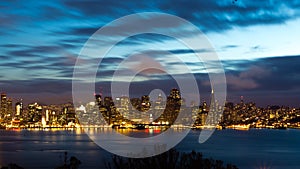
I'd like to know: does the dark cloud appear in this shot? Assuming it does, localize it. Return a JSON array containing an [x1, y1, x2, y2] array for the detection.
[[56, 28, 175, 49], [63, 1, 156, 19], [0, 55, 10, 60], [70, 27, 100, 37], [253, 55, 300, 91], [190, 55, 300, 106], [66, 15, 191, 41], [7, 45, 63, 58], [2, 55, 300, 106], [1, 44, 29, 48], [63, 1, 123, 17], [1, 45, 77, 80], [158, 0, 300, 32], [1, 79, 73, 105], [2, 0, 300, 39], [101, 57, 124, 64], [51, 0, 300, 52], [246, 45, 265, 53], [221, 45, 239, 50], [223, 55, 300, 92], [1, 79, 71, 94], [169, 49, 213, 54]]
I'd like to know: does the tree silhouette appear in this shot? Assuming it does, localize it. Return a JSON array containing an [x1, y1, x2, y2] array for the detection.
[[105, 149, 238, 169], [55, 152, 81, 169]]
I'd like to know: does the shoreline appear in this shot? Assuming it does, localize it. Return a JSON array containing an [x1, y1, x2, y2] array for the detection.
[[1, 125, 300, 131]]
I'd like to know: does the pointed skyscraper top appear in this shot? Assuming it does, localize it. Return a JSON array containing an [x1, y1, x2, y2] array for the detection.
[[210, 88, 216, 110]]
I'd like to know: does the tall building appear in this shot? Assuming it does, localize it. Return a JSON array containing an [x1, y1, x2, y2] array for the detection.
[[154, 88, 181, 124], [130, 98, 141, 110], [103, 97, 114, 107], [170, 88, 181, 99], [120, 96, 130, 119], [64, 105, 76, 124], [141, 95, 151, 112], [7, 98, 13, 119], [95, 94, 102, 106], [154, 93, 165, 110], [28, 103, 43, 122], [15, 100, 23, 117], [130, 97, 141, 120], [207, 88, 220, 125], [210, 89, 216, 110], [0, 93, 7, 119], [99, 96, 118, 125], [156, 93, 163, 104]]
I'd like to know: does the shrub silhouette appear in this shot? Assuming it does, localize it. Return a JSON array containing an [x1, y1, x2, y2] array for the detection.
[[105, 149, 238, 169], [55, 152, 81, 169]]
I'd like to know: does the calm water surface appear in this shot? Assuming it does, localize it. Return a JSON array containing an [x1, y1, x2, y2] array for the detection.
[[0, 128, 300, 169]]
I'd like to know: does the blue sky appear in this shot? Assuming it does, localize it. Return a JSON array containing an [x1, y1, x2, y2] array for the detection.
[[1, 0, 300, 106]]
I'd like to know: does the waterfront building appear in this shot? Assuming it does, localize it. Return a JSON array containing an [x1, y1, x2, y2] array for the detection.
[[7, 98, 12, 120], [0, 93, 7, 119], [15, 100, 23, 117], [28, 103, 43, 122]]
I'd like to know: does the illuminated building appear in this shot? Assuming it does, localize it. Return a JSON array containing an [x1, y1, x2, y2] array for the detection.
[[0, 93, 7, 119], [205, 89, 216, 125], [207, 89, 222, 126], [194, 101, 208, 126], [119, 96, 130, 119], [129, 97, 142, 120], [95, 93, 102, 106], [64, 106, 76, 124], [141, 95, 151, 112], [170, 88, 181, 99], [210, 89, 216, 110], [15, 100, 23, 117], [121, 96, 130, 109], [28, 103, 43, 122], [154, 88, 182, 124], [95, 96, 121, 125], [45, 109, 49, 122], [104, 97, 114, 107], [154, 93, 165, 109], [7, 98, 12, 120], [130, 98, 141, 110]]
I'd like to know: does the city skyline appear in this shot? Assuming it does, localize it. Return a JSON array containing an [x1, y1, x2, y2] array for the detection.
[[1, 1, 300, 106], [1, 87, 300, 131]]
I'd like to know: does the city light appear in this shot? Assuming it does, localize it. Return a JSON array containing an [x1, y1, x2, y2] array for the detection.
[[0, 89, 299, 130]]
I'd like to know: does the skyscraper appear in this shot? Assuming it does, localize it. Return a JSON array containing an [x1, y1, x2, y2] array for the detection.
[[141, 95, 151, 112], [95, 94, 102, 106], [170, 88, 181, 99], [120, 96, 130, 119], [0, 93, 7, 119], [207, 88, 220, 125], [7, 98, 12, 119], [210, 89, 216, 110], [15, 101, 23, 116], [28, 103, 43, 122]]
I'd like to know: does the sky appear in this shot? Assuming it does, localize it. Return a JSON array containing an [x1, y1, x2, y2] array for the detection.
[[1, 0, 300, 107]]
